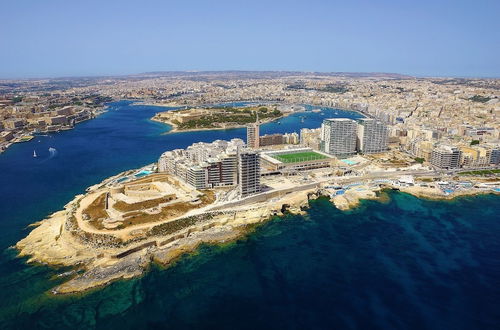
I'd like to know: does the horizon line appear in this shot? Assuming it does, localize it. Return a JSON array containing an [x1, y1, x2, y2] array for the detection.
[[1, 70, 500, 81]]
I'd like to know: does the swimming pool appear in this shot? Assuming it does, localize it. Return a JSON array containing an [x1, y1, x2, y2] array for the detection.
[[341, 159, 357, 166], [135, 170, 153, 178]]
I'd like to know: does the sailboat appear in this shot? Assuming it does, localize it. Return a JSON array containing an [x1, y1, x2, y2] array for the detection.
[[33, 150, 37, 158]]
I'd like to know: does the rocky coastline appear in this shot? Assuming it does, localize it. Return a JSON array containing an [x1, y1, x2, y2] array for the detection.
[[15, 172, 498, 295]]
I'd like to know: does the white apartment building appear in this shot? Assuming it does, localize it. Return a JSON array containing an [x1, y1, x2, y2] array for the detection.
[[158, 138, 261, 196], [283, 132, 299, 144], [320, 118, 357, 157], [356, 118, 389, 154]]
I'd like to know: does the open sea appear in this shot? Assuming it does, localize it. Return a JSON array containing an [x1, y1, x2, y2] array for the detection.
[[0, 101, 499, 329]]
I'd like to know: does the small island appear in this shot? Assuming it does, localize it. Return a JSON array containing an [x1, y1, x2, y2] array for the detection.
[[152, 105, 288, 132]]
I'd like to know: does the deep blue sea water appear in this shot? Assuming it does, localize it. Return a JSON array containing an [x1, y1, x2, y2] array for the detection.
[[0, 102, 499, 329]]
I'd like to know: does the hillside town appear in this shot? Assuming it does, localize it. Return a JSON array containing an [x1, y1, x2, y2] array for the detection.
[[0, 88, 111, 152]]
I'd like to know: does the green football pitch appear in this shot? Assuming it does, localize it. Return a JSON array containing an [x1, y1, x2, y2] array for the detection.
[[272, 151, 328, 163]]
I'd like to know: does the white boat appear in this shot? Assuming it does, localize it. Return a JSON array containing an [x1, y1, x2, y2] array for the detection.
[[33, 150, 37, 158]]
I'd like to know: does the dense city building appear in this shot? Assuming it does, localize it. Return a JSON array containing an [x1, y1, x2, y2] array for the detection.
[[300, 128, 321, 150], [158, 139, 244, 189], [259, 132, 299, 146], [158, 138, 261, 197], [259, 133, 283, 146], [460, 146, 492, 168], [283, 132, 299, 145], [430, 145, 462, 169], [490, 148, 500, 165]]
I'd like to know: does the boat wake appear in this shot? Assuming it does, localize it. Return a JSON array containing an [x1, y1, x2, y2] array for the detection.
[[35, 147, 58, 162], [48, 147, 57, 159]]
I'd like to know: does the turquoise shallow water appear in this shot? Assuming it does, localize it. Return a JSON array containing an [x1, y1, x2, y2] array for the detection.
[[0, 102, 499, 329]]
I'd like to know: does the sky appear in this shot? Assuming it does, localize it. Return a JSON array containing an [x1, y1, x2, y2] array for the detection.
[[0, 0, 499, 78]]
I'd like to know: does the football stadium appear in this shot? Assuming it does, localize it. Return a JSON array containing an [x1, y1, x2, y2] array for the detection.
[[260, 148, 335, 172], [272, 151, 328, 163]]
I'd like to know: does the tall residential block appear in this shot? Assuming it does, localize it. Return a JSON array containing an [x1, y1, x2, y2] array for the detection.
[[246, 123, 260, 149], [356, 118, 388, 153], [430, 145, 462, 169], [490, 148, 500, 165], [320, 118, 357, 157], [238, 150, 261, 197]]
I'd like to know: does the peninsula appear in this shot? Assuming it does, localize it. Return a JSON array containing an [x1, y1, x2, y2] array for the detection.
[[16, 137, 499, 294], [151, 104, 296, 133]]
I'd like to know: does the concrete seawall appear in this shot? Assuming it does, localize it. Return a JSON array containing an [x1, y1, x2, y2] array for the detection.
[[210, 182, 321, 210]]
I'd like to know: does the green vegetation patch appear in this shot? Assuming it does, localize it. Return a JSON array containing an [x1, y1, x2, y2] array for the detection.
[[272, 151, 328, 163], [469, 95, 492, 103], [459, 169, 500, 176], [150, 214, 212, 237], [177, 106, 282, 130], [286, 83, 349, 94]]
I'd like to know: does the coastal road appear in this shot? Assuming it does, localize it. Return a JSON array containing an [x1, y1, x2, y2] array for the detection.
[[317, 169, 437, 185]]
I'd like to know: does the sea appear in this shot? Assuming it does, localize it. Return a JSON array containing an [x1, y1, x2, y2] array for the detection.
[[0, 101, 499, 329]]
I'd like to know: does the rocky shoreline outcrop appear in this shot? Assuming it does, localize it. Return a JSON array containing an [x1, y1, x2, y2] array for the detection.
[[16, 180, 497, 295]]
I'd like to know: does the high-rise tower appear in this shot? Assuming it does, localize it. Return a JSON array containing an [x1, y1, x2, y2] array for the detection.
[[238, 150, 261, 197], [246, 111, 260, 149], [356, 118, 388, 154], [320, 118, 357, 157]]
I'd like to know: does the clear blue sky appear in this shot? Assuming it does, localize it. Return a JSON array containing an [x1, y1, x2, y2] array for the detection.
[[1, 0, 499, 78]]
